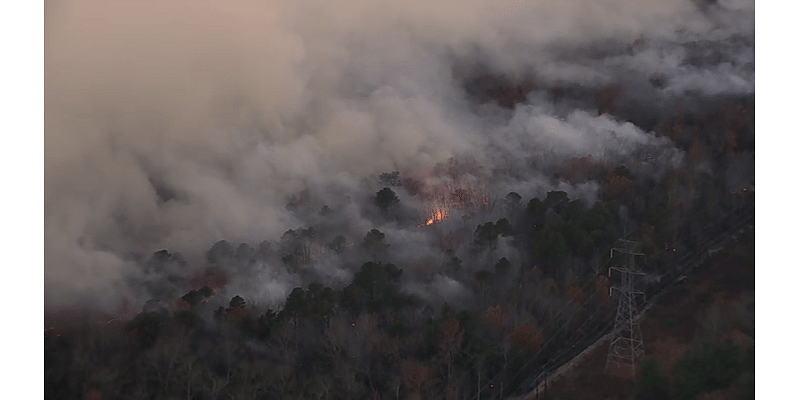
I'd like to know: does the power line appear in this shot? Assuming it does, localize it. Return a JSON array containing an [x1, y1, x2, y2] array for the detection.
[[469, 271, 611, 399], [508, 205, 753, 400], [471, 218, 659, 398], [467, 200, 753, 399], [605, 239, 645, 378]]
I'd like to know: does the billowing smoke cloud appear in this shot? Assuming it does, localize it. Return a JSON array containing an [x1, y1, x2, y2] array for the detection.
[[45, 0, 753, 310]]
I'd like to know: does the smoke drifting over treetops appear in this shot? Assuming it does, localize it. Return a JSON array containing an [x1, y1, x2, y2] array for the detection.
[[45, 0, 754, 311]]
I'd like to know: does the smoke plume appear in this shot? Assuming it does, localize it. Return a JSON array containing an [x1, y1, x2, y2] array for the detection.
[[45, 0, 754, 310]]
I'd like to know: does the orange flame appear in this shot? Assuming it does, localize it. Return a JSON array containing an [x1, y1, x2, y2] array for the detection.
[[424, 207, 448, 226]]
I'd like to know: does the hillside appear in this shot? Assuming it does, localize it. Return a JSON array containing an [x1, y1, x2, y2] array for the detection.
[[45, 2, 754, 399], [529, 226, 754, 400]]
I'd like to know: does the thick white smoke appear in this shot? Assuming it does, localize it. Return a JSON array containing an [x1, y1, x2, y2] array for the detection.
[[45, 0, 753, 310]]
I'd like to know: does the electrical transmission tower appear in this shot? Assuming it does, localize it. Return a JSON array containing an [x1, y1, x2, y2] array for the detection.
[[605, 239, 645, 378]]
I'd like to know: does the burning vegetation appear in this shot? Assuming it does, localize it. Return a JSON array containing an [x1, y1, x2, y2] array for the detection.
[[45, 1, 754, 399], [425, 206, 448, 226], [397, 159, 493, 227]]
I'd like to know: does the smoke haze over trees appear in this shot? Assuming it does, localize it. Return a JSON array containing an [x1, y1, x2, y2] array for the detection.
[[45, 1, 754, 398], [46, 0, 753, 310]]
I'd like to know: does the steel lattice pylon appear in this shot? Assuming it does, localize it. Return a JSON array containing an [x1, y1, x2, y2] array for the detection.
[[605, 239, 645, 378]]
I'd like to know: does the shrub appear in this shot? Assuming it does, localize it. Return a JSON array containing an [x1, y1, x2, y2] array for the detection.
[[672, 340, 744, 400], [631, 357, 672, 400]]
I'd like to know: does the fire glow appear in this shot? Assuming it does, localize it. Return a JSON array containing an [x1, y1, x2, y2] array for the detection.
[[425, 207, 449, 226], [410, 163, 492, 227]]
